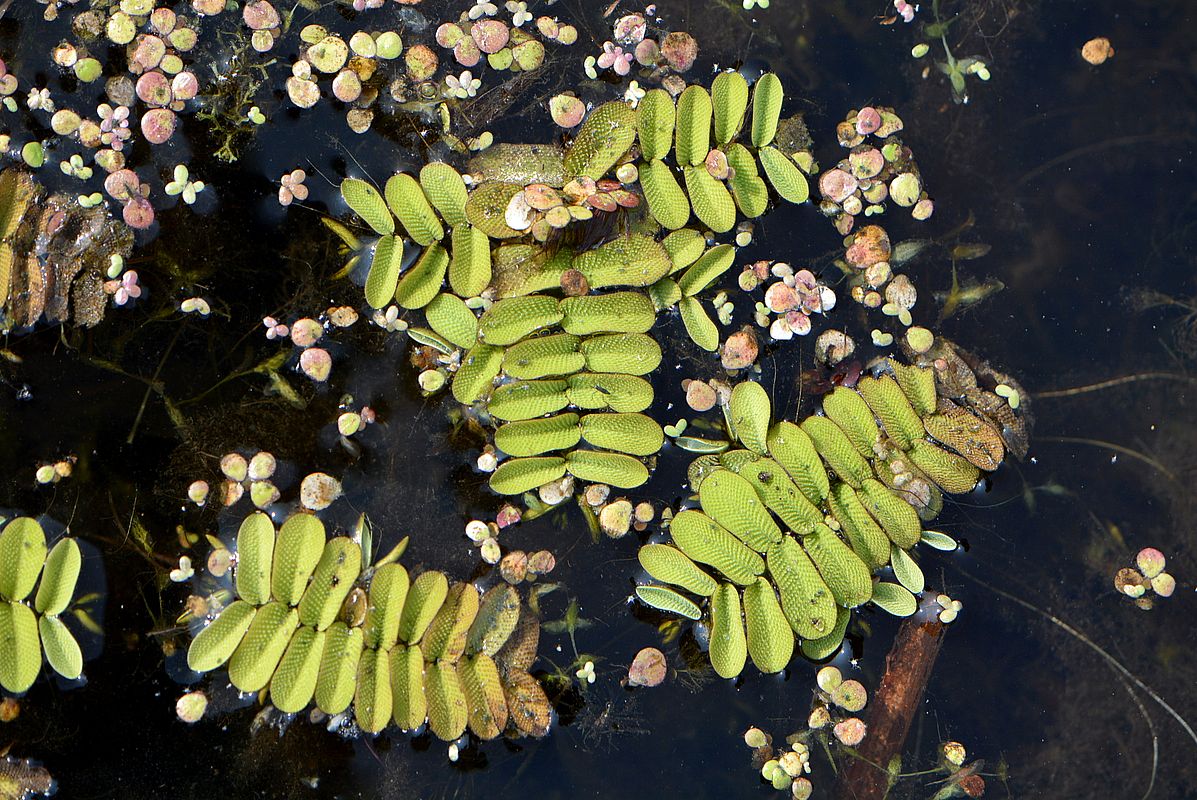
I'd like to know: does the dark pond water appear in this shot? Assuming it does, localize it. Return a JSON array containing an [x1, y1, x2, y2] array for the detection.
[[1, 1, 1195, 798]]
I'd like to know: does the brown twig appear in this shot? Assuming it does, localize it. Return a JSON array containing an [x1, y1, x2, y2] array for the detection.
[[835, 594, 947, 800]]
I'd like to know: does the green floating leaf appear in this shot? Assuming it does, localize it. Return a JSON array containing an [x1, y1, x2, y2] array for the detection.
[[822, 387, 880, 459], [341, 178, 395, 236], [419, 162, 469, 228], [871, 582, 917, 617], [385, 173, 444, 246], [799, 605, 849, 661], [564, 101, 638, 180], [34, 537, 81, 616], [39, 614, 82, 681], [0, 601, 41, 692], [396, 570, 449, 646], [573, 234, 674, 289], [640, 159, 691, 231], [801, 415, 872, 489], [565, 372, 654, 413], [859, 478, 922, 549], [449, 224, 492, 298], [488, 379, 571, 421], [649, 277, 683, 311], [234, 512, 275, 607], [395, 243, 449, 310], [726, 143, 769, 218], [495, 413, 581, 458], [827, 483, 890, 570], [354, 646, 393, 733], [678, 243, 736, 297], [708, 583, 747, 679], [856, 375, 925, 452], [465, 181, 525, 239], [272, 514, 326, 607], [565, 450, 649, 488], [503, 669, 552, 738], [187, 600, 257, 674], [270, 625, 325, 714], [663, 228, 707, 272], [452, 343, 504, 404], [298, 538, 363, 631], [478, 295, 564, 346], [467, 584, 520, 657], [920, 530, 958, 551], [720, 453, 823, 534], [766, 537, 837, 640], [675, 85, 713, 167], [461, 653, 509, 740], [678, 295, 719, 352], [889, 359, 938, 417], [750, 73, 784, 148], [315, 622, 364, 715], [743, 577, 794, 674], [684, 165, 736, 233], [560, 291, 656, 336], [363, 563, 409, 650], [758, 146, 809, 204], [427, 661, 469, 741], [728, 380, 771, 454], [635, 585, 702, 620], [503, 333, 585, 380], [423, 582, 479, 664], [801, 524, 873, 609], [0, 517, 47, 603], [425, 293, 478, 350], [698, 468, 782, 552], [889, 544, 925, 595], [638, 89, 676, 161], [908, 440, 980, 494], [389, 643, 427, 730], [579, 412, 664, 457], [669, 509, 764, 586], [579, 333, 662, 376], [228, 601, 299, 693], [675, 435, 731, 454], [490, 456, 568, 495], [712, 71, 749, 145], [638, 544, 717, 597], [767, 422, 830, 504]]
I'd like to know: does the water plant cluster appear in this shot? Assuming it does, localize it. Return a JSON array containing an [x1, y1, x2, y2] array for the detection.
[[185, 510, 550, 740]]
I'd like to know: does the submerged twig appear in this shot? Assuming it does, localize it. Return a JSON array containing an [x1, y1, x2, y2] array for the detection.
[[1034, 372, 1197, 398], [1037, 436, 1177, 483]]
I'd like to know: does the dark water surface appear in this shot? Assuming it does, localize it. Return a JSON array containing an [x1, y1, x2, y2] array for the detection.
[[1, 1, 1195, 798]]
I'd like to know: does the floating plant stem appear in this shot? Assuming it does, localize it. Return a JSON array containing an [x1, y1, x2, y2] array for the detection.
[[1034, 372, 1197, 399]]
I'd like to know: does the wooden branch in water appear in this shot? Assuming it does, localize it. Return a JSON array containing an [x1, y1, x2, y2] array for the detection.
[[835, 594, 947, 800]]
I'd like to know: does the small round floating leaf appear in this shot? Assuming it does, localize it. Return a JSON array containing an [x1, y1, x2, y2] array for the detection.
[[579, 412, 664, 456], [187, 600, 257, 673], [720, 454, 823, 533], [233, 512, 274, 606], [465, 181, 525, 239], [419, 162, 469, 227], [699, 469, 782, 552], [801, 524, 873, 608], [341, 178, 394, 236], [766, 538, 837, 640], [639, 159, 691, 231], [395, 243, 448, 310], [889, 359, 937, 418], [801, 416, 872, 489], [638, 544, 717, 596], [750, 73, 784, 148], [354, 645, 393, 733], [669, 509, 765, 586], [858, 478, 922, 549], [272, 514, 326, 607], [675, 85, 712, 167], [425, 293, 478, 349], [270, 625, 325, 713], [679, 296, 719, 352], [0, 602, 41, 692], [678, 244, 736, 297], [822, 387, 880, 459], [449, 224, 492, 298], [228, 601, 300, 693], [758, 146, 809, 204], [315, 622, 364, 715], [564, 101, 638, 180], [565, 373, 654, 412], [743, 577, 794, 674], [396, 570, 449, 646], [663, 228, 707, 272], [0, 517, 47, 602], [729, 381, 771, 454], [461, 653, 509, 740], [488, 379, 571, 421], [363, 563, 409, 650], [573, 234, 674, 289], [560, 291, 657, 336], [709, 583, 747, 679], [920, 530, 958, 551], [712, 71, 749, 145], [726, 143, 769, 218], [684, 165, 736, 233], [637, 89, 675, 161], [856, 375, 924, 452], [467, 584, 520, 658], [422, 582, 480, 664], [503, 669, 551, 737], [385, 173, 444, 246], [478, 295, 564, 346], [889, 544, 925, 595], [495, 414, 581, 457], [908, 440, 980, 494], [503, 333, 585, 380], [635, 585, 701, 620], [767, 422, 830, 503], [298, 538, 363, 631], [38, 614, 82, 681], [579, 333, 662, 375], [800, 605, 850, 661], [426, 660, 469, 741], [452, 343, 504, 404], [389, 643, 427, 730], [34, 537, 81, 616], [565, 450, 650, 488], [827, 483, 890, 570], [871, 582, 917, 617]]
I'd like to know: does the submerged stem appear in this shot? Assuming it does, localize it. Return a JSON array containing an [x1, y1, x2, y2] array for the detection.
[[1034, 372, 1197, 398]]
